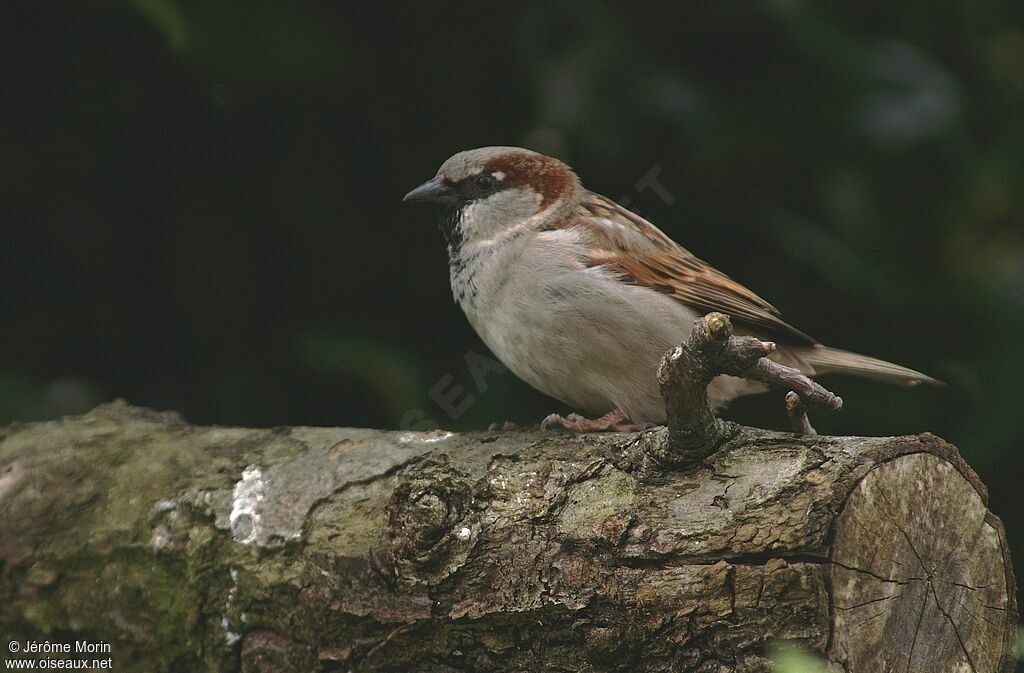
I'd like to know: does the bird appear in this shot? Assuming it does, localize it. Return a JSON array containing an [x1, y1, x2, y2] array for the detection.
[[403, 146, 939, 431]]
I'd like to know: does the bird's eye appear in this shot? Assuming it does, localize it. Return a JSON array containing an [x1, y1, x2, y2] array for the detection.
[[474, 174, 496, 191]]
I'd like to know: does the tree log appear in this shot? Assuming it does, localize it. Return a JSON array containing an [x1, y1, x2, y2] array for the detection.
[[0, 402, 1016, 672]]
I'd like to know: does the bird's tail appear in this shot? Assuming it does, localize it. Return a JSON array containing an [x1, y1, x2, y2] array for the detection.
[[798, 346, 942, 387]]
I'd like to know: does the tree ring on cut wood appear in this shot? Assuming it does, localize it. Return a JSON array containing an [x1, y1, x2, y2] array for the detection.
[[829, 452, 1015, 673]]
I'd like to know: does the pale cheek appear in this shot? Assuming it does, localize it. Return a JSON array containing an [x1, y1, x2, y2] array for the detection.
[[462, 190, 543, 240]]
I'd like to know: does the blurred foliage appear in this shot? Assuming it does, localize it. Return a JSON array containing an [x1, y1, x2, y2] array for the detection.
[[0, 0, 1022, 630], [770, 644, 833, 673], [292, 332, 428, 425], [127, 0, 186, 49]]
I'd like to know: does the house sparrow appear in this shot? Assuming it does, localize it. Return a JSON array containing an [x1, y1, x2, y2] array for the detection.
[[404, 147, 938, 430]]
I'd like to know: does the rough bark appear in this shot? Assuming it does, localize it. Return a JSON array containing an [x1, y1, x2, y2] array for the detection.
[[656, 313, 842, 465], [0, 402, 1016, 673]]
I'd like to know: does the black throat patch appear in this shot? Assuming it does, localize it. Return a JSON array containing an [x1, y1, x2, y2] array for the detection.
[[438, 207, 464, 260]]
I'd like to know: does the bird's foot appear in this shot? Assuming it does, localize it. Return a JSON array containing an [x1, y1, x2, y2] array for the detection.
[[540, 408, 648, 433]]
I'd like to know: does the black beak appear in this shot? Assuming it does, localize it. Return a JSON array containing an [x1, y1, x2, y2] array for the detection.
[[402, 177, 459, 207]]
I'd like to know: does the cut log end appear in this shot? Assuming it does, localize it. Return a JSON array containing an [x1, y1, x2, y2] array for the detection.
[[829, 452, 1015, 673]]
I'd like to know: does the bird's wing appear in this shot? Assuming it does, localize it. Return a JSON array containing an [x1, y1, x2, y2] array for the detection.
[[548, 191, 818, 346]]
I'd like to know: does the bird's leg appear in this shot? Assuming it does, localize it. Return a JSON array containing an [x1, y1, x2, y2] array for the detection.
[[540, 408, 648, 433]]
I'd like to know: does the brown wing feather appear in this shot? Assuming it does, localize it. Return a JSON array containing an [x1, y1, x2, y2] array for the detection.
[[550, 192, 818, 346]]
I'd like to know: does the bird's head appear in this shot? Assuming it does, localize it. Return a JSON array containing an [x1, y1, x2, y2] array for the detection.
[[403, 146, 580, 250]]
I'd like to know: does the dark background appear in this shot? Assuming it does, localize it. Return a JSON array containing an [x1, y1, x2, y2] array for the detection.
[[1, 0, 1021, 641]]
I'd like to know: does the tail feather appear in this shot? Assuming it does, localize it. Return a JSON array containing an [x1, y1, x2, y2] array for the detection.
[[799, 346, 942, 387]]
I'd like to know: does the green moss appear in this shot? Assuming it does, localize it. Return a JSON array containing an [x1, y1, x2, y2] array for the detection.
[[555, 468, 637, 540]]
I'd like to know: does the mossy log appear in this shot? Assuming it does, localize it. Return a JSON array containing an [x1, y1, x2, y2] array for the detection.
[[0, 402, 1016, 672]]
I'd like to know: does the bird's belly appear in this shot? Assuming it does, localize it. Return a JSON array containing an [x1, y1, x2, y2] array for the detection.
[[469, 303, 620, 413], [462, 272, 705, 422]]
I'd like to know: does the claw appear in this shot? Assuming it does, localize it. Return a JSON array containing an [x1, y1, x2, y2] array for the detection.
[[541, 409, 648, 433], [541, 413, 584, 431]]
